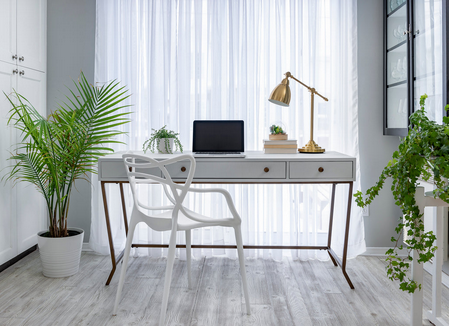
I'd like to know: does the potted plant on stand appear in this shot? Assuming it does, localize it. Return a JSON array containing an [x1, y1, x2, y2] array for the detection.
[[142, 125, 183, 154], [355, 95, 449, 293], [3, 72, 131, 278]]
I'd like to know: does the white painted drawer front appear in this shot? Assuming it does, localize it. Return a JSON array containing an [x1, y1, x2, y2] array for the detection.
[[167, 161, 286, 179], [289, 161, 353, 179], [100, 161, 161, 179]]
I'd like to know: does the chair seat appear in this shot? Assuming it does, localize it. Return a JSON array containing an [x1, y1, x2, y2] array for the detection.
[[137, 207, 235, 231]]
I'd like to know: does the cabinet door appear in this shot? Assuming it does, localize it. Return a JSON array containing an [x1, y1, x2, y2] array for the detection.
[[413, 0, 447, 123], [0, 61, 18, 264], [16, 0, 46, 72], [16, 69, 47, 252], [384, 0, 409, 136], [0, 0, 17, 66]]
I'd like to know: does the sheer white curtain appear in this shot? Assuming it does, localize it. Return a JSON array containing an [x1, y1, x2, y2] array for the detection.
[[91, 0, 365, 261]]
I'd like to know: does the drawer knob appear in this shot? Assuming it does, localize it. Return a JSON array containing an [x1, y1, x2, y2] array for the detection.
[[318, 167, 324, 172], [264, 167, 269, 173], [181, 166, 186, 172]]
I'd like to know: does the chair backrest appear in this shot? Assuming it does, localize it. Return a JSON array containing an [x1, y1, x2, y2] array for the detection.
[[122, 154, 196, 213]]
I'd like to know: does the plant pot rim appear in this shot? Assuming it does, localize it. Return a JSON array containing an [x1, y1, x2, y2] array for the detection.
[[38, 227, 84, 238]]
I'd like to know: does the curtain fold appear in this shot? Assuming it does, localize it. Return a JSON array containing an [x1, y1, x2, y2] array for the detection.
[[91, 0, 365, 260]]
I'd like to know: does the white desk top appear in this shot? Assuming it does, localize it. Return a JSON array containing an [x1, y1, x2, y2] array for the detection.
[[99, 150, 354, 162], [98, 151, 356, 183]]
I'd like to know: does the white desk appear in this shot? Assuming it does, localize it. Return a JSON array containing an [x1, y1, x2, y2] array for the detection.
[[98, 151, 356, 287]]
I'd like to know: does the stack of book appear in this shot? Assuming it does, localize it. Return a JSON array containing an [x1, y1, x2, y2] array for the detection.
[[263, 139, 298, 154]]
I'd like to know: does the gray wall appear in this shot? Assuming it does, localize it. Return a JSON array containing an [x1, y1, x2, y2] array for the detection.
[[357, 0, 402, 247], [47, 0, 96, 242], [47, 0, 403, 247]]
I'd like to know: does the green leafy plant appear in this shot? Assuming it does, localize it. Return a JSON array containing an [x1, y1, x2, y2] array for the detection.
[[142, 126, 183, 154], [3, 72, 131, 237], [355, 94, 449, 293], [270, 125, 285, 135]]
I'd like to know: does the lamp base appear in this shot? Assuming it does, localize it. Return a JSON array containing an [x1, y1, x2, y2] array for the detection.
[[298, 140, 325, 153]]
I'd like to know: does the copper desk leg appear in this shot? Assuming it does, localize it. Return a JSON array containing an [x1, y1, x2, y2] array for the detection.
[[327, 183, 338, 266], [101, 181, 123, 286], [326, 182, 355, 289], [341, 181, 355, 289]]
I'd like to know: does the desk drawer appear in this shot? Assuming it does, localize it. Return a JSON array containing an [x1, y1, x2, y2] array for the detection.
[[100, 161, 161, 180], [289, 161, 353, 179], [167, 161, 286, 179]]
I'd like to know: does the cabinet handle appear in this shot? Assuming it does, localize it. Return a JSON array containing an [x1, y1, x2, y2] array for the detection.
[[264, 167, 269, 173], [19, 56, 24, 61], [403, 24, 412, 40], [318, 167, 324, 172], [181, 167, 186, 172], [12, 69, 18, 74], [12, 54, 17, 60], [19, 70, 25, 76]]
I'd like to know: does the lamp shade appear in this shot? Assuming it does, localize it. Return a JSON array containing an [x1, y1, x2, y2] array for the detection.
[[268, 78, 291, 107]]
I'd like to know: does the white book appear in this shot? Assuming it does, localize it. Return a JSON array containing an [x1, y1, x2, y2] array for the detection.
[[264, 148, 298, 154], [263, 139, 297, 145]]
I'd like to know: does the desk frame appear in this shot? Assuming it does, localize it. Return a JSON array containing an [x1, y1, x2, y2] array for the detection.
[[100, 179, 355, 289]]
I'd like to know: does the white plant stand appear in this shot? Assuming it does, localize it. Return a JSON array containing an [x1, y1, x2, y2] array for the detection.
[[411, 187, 449, 326]]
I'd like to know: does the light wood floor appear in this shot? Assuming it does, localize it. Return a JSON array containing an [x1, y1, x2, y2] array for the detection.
[[0, 251, 448, 326]]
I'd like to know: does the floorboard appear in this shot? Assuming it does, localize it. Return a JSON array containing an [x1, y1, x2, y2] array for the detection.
[[0, 251, 448, 326]]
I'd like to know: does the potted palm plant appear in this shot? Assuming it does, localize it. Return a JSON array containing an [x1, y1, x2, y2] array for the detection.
[[355, 95, 449, 293], [4, 72, 131, 277]]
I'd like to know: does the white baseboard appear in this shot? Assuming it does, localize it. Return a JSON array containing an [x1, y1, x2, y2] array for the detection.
[[362, 247, 448, 288], [362, 247, 408, 257], [82, 243, 93, 252]]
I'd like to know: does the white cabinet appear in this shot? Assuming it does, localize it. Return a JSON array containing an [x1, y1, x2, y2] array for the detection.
[[15, 68, 47, 253], [0, 0, 47, 72], [0, 0, 16, 66], [0, 62, 18, 265], [0, 0, 46, 266]]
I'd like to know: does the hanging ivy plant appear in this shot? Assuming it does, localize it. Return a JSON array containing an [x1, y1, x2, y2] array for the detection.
[[355, 94, 449, 293]]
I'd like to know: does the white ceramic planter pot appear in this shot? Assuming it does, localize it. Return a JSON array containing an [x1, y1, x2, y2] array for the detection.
[[158, 138, 174, 154], [37, 227, 84, 278]]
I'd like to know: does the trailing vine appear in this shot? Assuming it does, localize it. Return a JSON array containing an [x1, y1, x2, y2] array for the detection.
[[354, 95, 449, 293], [142, 125, 183, 154]]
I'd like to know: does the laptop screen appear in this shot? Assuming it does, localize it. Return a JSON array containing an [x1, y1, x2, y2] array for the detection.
[[193, 120, 244, 152]]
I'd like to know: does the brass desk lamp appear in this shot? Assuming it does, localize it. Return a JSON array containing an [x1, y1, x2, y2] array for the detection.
[[268, 72, 328, 153]]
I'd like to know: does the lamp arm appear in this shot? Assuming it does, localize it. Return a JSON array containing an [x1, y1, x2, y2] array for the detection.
[[289, 75, 329, 102]]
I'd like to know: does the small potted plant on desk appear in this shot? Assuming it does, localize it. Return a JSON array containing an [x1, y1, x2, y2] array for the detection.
[[355, 94, 449, 293], [143, 126, 183, 154], [3, 72, 131, 278], [269, 124, 287, 140]]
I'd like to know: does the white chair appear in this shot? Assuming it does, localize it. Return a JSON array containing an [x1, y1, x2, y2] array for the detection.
[[113, 154, 251, 326]]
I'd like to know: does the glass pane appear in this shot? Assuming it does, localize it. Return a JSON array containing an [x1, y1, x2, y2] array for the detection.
[[387, 43, 407, 85], [387, 1, 407, 49], [414, 74, 443, 122], [387, 84, 408, 128], [413, 0, 444, 123], [387, 0, 407, 16]]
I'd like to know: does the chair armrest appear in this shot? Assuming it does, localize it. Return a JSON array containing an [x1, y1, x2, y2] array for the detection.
[[137, 204, 174, 211], [179, 186, 241, 221]]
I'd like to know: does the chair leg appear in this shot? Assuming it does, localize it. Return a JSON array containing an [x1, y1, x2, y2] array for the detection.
[[186, 230, 192, 289], [234, 226, 251, 315], [113, 218, 138, 315], [159, 229, 178, 326]]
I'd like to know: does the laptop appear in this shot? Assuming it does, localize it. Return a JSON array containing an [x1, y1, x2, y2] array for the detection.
[[192, 120, 246, 157]]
